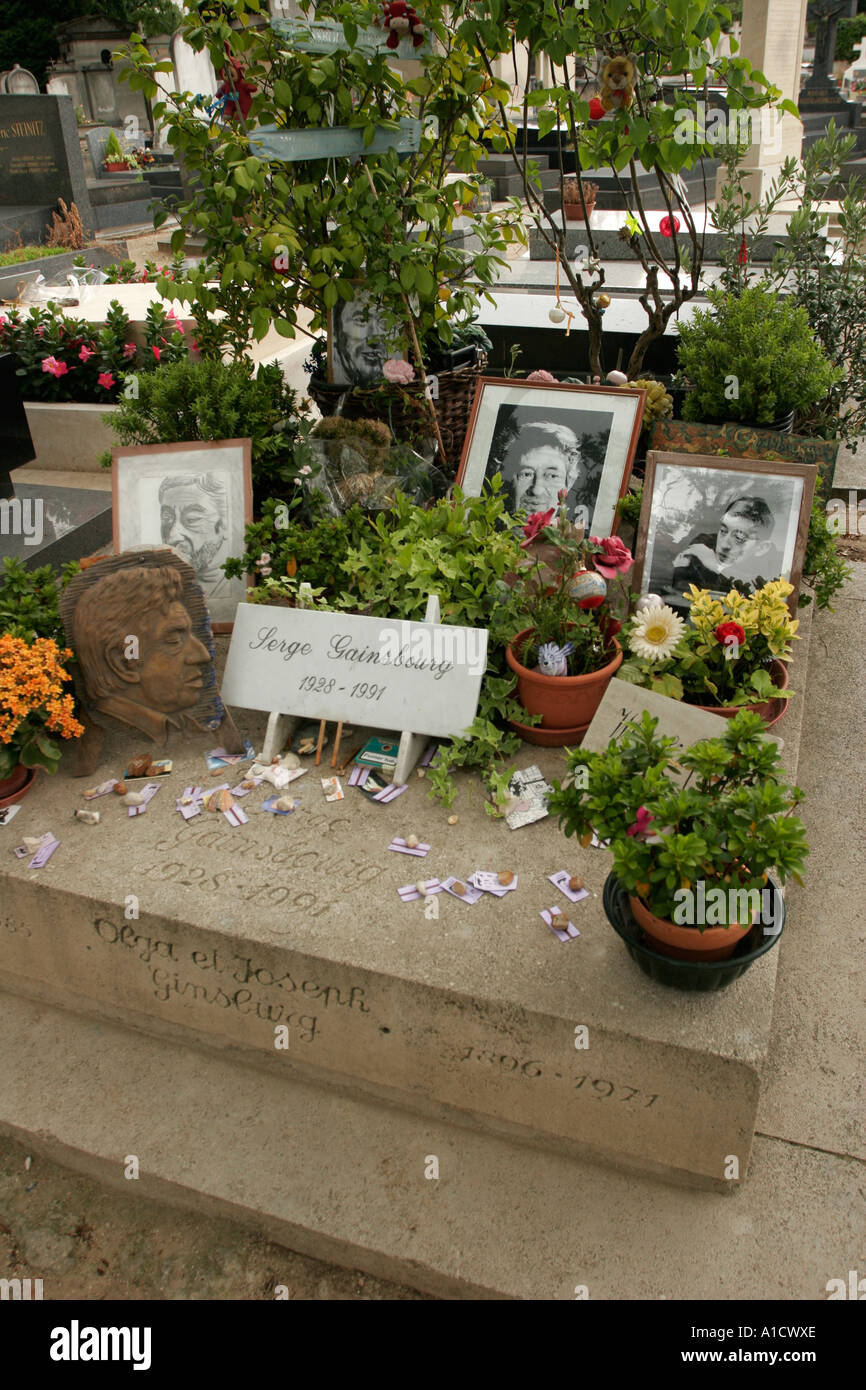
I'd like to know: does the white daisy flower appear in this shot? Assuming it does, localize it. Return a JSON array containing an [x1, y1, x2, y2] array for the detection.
[[629, 604, 685, 662]]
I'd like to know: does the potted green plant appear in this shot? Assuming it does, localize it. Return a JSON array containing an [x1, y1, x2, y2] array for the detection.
[[503, 498, 633, 744], [618, 580, 799, 725], [0, 633, 84, 806], [676, 286, 842, 432], [548, 708, 809, 967], [102, 130, 132, 173]]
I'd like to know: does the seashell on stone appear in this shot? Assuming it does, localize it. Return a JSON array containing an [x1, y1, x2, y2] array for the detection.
[[123, 791, 145, 806], [498, 871, 515, 886], [113, 782, 128, 796], [406, 834, 419, 849], [415, 881, 429, 896], [206, 789, 234, 812], [272, 795, 296, 812], [568, 875, 584, 892], [447, 815, 459, 825], [73, 808, 100, 825]]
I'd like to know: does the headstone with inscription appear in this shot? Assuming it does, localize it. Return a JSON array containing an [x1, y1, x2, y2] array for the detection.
[[0, 94, 94, 245]]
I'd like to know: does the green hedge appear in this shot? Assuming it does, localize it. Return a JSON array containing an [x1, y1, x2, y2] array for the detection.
[[835, 17, 866, 63]]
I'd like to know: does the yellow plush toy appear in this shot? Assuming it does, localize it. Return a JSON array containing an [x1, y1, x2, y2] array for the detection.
[[600, 55, 636, 113]]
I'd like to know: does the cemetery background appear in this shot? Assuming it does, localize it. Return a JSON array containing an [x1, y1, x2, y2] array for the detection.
[[0, 0, 864, 1302]]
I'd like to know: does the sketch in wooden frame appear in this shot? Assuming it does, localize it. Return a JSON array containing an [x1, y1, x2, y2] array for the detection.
[[327, 285, 407, 387], [456, 377, 646, 536], [112, 438, 253, 632], [634, 451, 817, 614]]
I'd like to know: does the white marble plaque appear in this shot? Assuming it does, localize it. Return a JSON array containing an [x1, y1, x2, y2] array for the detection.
[[221, 603, 488, 738]]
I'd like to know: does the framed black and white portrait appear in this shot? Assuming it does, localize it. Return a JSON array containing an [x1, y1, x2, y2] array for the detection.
[[328, 288, 406, 388], [634, 451, 817, 613], [456, 377, 645, 534], [112, 439, 253, 631]]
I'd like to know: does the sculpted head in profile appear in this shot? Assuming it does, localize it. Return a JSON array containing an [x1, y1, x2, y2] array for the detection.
[[63, 553, 217, 745]]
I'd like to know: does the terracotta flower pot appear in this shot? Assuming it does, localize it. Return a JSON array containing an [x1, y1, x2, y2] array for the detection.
[[689, 658, 790, 727], [103, 160, 130, 172], [628, 893, 753, 963], [505, 627, 622, 744], [563, 180, 599, 221], [0, 763, 37, 810]]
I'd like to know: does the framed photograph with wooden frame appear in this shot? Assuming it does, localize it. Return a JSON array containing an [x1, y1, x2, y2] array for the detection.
[[456, 377, 646, 535], [112, 438, 253, 632], [327, 286, 407, 387], [634, 451, 817, 615]]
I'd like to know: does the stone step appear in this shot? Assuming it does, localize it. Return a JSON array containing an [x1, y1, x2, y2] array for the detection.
[[0, 598, 813, 1192], [0, 987, 854, 1300]]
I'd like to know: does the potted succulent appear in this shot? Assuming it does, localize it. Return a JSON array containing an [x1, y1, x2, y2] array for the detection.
[[548, 708, 809, 970], [562, 178, 599, 222], [618, 580, 799, 726], [0, 634, 84, 806], [504, 496, 633, 744], [676, 286, 841, 433]]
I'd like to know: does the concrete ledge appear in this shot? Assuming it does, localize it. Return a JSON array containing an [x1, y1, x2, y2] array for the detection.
[[0, 988, 855, 1300], [0, 604, 814, 1189]]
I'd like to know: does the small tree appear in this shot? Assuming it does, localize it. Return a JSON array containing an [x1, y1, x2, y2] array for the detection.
[[454, 0, 794, 377], [120, 0, 524, 372]]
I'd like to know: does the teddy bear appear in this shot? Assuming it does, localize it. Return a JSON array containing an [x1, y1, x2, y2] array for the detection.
[[599, 55, 636, 113], [381, 1, 426, 49]]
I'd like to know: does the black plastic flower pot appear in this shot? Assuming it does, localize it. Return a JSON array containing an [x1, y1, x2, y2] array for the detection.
[[602, 873, 786, 992]]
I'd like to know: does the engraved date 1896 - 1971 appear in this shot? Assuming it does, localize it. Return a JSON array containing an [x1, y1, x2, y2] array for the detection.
[[458, 1046, 659, 1107]]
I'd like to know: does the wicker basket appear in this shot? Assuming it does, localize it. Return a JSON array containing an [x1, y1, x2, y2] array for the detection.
[[306, 351, 487, 471]]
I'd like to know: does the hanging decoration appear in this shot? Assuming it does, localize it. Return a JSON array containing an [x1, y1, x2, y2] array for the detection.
[[379, 1, 426, 50], [599, 55, 636, 112], [215, 43, 257, 123]]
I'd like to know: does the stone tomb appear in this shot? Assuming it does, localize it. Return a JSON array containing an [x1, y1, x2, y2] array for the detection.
[[0, 94, 95, 245], [0, 590, 814, 1207]]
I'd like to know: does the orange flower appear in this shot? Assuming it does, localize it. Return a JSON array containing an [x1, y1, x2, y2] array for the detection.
[[0, 635, 84, 745]]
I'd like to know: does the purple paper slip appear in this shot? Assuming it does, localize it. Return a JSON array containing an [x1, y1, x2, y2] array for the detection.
[[371, 783, 408, 803], [82, 779, 118, 800], [388, 838, 431, 857], [421, 743, 438, 767], [29, 837, 61, 869], [230, 777, 264, 797], [223, 804, 249, 826], [541, 905, 580, 942], [398, 879, 443, 902], [348, 765, 370, 787], [549, 871, 591, 905], [176, 786, 204, 820], [441, 876, 483, 905], [128, 782, 162, 817], [470, 871, 518, 897]]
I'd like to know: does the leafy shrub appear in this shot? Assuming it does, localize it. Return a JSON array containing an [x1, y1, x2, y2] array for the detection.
[[101, 356, 315, 501], [677, 287, 841, 426], [0, 557, 79, 645]]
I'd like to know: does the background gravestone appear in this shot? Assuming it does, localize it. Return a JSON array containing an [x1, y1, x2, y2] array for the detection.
[[0, 94, 94, 245]]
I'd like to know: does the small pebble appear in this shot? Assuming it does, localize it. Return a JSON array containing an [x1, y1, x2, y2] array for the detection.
[[416, 768, 426, 779], [123, 791, 145, 807], [568, 875, 584, 892], [415, 881, 429, 896], [498, 871, 515, 886], [73, 808, 100, 825], [113, 782, 128, 796], [406, 834, 419, 849], [241, 780, 255, 790], [180, 796, 195, 806], [453, 882, 466, 896], [272, 795, 295, 811], [447, 815, 459, 826], [552, 913, 570, 930]]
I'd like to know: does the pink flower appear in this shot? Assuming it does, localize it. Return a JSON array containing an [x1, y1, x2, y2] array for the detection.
[[166, 310, 185, 335], [626, 806, 654, 838], [593, 534, 633, 578], [41, 356, 69, 378], [97, 371, 115, 389], [299, 464, 312, 476], [152, 345, 161, 362], [382, 357, 414, 384], [35, 326, 46, 337], [122, 342, 137, 360], [659, 214, 680, 238], [526, 369, 556, 383], [521, 508, 556, 547], [78, 344, 96, 363]]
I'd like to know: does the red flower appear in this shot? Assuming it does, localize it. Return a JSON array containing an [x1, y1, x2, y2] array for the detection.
[[738, 233, 748, 266], [714, 621, 746, 648], [659, 215, 680, 238], [521, 508, 556, 547], [626, 806, 654, 838], [593, 534, 633, 578], [97, 371, 115, 390], [152, 345, 161, 362]]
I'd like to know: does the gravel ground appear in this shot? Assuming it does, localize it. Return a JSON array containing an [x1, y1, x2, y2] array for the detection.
[[0, 1134, 432, 1301]]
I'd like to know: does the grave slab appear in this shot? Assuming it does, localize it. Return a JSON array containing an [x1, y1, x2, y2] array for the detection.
[[0, 988, 856, 1300], [0, 95, 95, 242], [0, 598, 814, 1190]]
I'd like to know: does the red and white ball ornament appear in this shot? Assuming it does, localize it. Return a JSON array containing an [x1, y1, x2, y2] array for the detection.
[[569, 569, 608, 610]]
